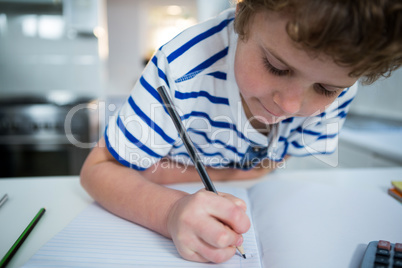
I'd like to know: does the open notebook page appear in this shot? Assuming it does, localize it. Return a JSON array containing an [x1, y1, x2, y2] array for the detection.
[[23, 185, 262, 267], [248, 179, 402, 268]]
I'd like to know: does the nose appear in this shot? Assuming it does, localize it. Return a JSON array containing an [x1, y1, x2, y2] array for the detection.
[[273, 86, 304, 115]]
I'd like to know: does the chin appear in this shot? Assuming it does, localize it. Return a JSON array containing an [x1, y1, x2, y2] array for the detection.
[[268, 117, 284, 124], [254, 116, 281, 125]]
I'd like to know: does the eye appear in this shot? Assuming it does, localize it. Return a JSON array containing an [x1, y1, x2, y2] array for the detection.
[[262, 57, 289, 76], [314, 84, 341, 98]]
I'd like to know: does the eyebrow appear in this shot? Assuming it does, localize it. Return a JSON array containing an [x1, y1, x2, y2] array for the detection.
[[263, 46, 354, 89]]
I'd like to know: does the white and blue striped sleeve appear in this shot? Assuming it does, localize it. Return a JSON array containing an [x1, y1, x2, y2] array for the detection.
[[104, 49, 179, 170]]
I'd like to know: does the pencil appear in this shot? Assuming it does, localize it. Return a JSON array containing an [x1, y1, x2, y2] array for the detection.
[[0, 194, 8, 209], [0, 208, 46, 267], [157, 86, 246, 259]]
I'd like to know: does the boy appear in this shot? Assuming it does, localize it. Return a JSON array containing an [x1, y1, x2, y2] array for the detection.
[[80, 0, 402, 263]]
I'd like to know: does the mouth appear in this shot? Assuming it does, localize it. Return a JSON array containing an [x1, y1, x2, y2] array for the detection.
[[262, 103, 286, 118]]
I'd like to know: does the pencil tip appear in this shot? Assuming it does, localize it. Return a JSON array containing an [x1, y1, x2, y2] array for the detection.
[[236, 245, 246, 258]]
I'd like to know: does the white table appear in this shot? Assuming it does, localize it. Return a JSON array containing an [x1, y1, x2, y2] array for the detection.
[[1, 168, 401, 267], [0, 177, 92, 268]]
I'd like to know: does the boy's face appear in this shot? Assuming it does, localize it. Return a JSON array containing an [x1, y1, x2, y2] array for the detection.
[[234, 10, 358, 127]]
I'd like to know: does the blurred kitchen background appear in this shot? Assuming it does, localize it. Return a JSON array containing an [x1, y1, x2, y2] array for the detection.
[[0, 0, 401, 178]]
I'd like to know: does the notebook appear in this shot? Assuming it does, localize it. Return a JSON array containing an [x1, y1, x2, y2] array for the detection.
[[23, 179, 402, 267]]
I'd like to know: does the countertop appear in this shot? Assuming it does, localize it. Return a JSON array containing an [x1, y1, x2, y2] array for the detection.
[[1, 168, 402, 267]]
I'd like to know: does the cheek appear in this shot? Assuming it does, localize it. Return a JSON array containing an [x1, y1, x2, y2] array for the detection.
[[235, 47, 268, 97], [235, 63, 271, 98], [302, 95, 339, 116], [235, 62, 252, 97]]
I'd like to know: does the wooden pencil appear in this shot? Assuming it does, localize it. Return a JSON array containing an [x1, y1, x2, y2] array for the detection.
[[157, 86, 246, 259], [0, 208, 46, 267], [0, 194, 8, 209]]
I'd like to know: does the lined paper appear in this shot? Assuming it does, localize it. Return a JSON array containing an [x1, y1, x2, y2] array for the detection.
[[23, 185, 261, 267]]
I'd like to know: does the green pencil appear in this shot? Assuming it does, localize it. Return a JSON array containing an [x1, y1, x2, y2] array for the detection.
[[0, 208, 46, 268]]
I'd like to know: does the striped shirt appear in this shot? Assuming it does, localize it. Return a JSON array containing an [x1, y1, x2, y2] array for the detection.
[[105, 8, 357, 171]]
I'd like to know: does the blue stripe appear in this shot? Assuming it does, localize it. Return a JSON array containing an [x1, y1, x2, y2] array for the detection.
[[278, 136, 289, 159], [318, 133, 338, 140], [288, 149, 336, 157], [139, 76, 171, 116], [174, 144, 226, 158], [293, 126, 321, 136], [338, 87, 349, 97], [104, 127, 146, 171], [175, 47, 229, 83], [338, 97, 354, 110], [139, 76, 164, 104], [117, 117, 163, 158], [207, 71, 227, 80], [172, 142, 184, 149], [169, 152, 224, 168], [151, 56, 170, 88], [127, 96, 175, 144], [290, 132, 338, 149], [169, 151, 191, 158], [175, 91, 229, 105], [171, 140, 241, 160], [169, 148, 224, 161], [187, 128, 245, 158], [291, 140, 304, 149], [282, 117, 294, 123], [167, 18, 234, 63], [279, 136, 287, 143], [180, 111, 250, 143], [195, 145, 226, 158], [338, 110, 348, 119]]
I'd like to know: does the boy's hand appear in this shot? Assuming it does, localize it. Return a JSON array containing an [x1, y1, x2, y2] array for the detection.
[[166, 190, 250, 263]]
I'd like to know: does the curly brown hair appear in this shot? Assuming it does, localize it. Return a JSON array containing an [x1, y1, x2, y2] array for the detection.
[[234, 0, 402, 84]]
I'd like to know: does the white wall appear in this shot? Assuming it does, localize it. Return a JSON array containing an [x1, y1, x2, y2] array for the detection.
[[197, 0, 233, 22], [105, 0, 143, 97], [104, 0, 232, 97], [350, 68, 402, 120], [0, 1, 104, 100]]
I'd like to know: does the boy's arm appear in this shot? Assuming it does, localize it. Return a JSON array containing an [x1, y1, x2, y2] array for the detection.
[[80, 137, 250, 263], [80, 137, 185, 238]]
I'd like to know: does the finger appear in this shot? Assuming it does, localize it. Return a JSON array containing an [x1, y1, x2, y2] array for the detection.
[[195, 236, 237, 263], [204, 193, 250, 234], [178, 248, 210, 263], [193, 218, 243, 249], [188, 190, 250, 241], [175, 233, 236, 264], [173, 233, 211, 263], [218, 192, 247, 211]]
